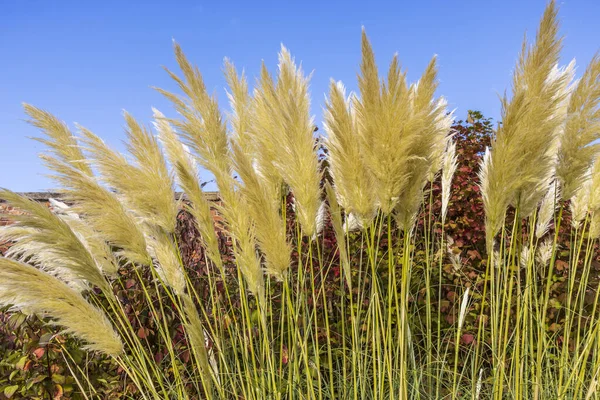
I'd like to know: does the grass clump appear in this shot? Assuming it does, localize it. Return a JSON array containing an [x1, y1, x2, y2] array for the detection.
[[2, 1, 600, 398]]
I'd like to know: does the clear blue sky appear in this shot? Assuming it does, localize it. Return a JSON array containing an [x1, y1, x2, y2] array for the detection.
[[1, 0, 599, 191]]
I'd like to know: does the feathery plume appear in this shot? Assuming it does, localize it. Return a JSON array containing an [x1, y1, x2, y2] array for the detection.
[[475, 368, 484, 400], [535, 180, 559, 238], [252, 46, 322, 236], [154, 109, 224, 271], [353, 31, 453, 223], [390, 55, 452, 228], [0, 257, 123, 355], [478, 146, 500, 250], [226, 61, 291, 279], [536, 238, 554, 279], [556, 54, 600, 199], [355, 31, 414, 214], [520, 245, 531, 269], [314, 200, 327, 237], [446, 236, 463, 273], [24, 105, 149, 265], [441, 139, 458, 223], [0, 189, 109, 291], [231, 142, 291, 279], [224, 59, 254, 162], [48, 200, 119, 277], [221, 193, 265, 300], [44, 159, 149, 264], [587, 157, 600, 211], [571, 170, 591, 229], [589, 159, 600, 237], [342, 212, 363, 233], [457, 287, 470, 331], [23, 104, 93, 176], [156, 42, 232, 188], [428, 99, 455, 182], [246, 63, 285, 198], [158, 44, 265, 299], [481, 0, 570, 246], [146, 228, 186, 295], [324, 80, 376, 221], [81, 115, 178, 234]]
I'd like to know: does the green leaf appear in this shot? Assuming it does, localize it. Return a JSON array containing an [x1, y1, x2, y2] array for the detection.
[[7, 313, 26, 331], [39, 333, 54, 346], [15, 356, 28, 370], [4, 385, 19, 398]]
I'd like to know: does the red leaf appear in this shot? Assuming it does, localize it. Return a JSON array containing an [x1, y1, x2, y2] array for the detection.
[[461, 333, 475, 345], [33, 347, 45, 359], [137, 327, 148, 339]]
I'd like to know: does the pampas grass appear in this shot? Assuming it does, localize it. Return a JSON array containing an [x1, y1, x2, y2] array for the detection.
[[441, 139, 458, 223], [324, 80, 376, 222], [2, 1, 600, 398], [0, 189, 110, 291], [556, 54, 600, 200], [0, 258, 123, 355], [481, 0, 571, 245]]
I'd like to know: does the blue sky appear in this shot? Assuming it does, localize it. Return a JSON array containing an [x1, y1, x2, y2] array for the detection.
[[1, 0, 599, 191]]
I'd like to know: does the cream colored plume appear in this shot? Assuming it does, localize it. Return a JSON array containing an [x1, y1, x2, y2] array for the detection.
[[220, 192, 265, 300], [157, 44, 265, 299], [354, 30, 413, 214], [428, 99, 455, 182], [342, 212, 364, 233], [154, 109, 224, 271], [23, 105, 150, 265], [0, 189, 110, 291], [457, 287, 470, 331], [587, 159, 600, 238], [44, 159, 150, 265], [556, 54, 600, 200], [0, 257, 123, 355], [536, 238, 554, 278], [324, 80, 376, 221], [570, 168, 592, 229], [80, 115, 179, 235], [231, 142, 291, 280], [245, 63, 285, 198], [481, 0, 571, 247], [395, 60, 453, 230], [226, 61, 291, 279], [182, 295, 216, 389], [441, 139, 458, 223], [48, 199, 119, 277], [314, 200, 327, 237], [520, 245, 532, 270], [146, 228, 186, 295], [446, 236, 462, 273], [23, 104, 93, 177], [535, 180, 560, 238], [224, 59, 254, 165], [354, 30, 451, 223], [158, 43, 233, 184], [250, 46, 322, 236]]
